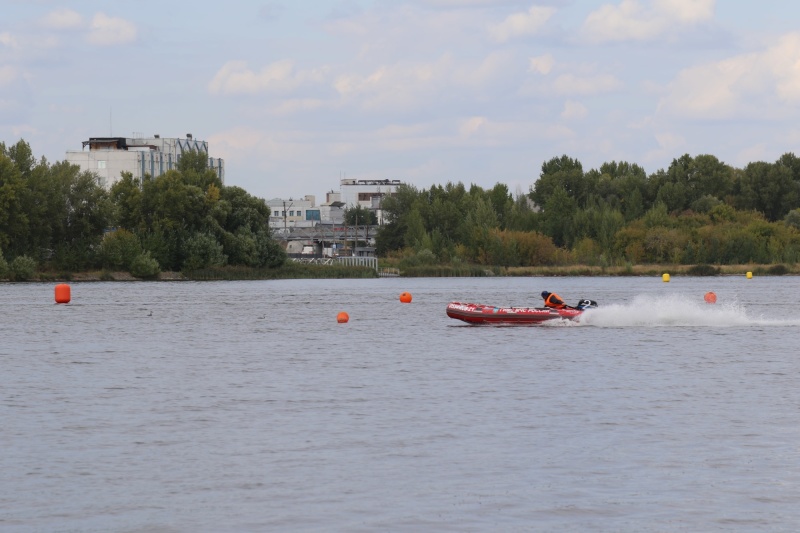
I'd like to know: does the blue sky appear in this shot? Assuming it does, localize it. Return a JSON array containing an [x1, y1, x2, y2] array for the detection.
[[3, 0, 800, 201]]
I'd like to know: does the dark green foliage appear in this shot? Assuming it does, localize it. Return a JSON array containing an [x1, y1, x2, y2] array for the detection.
[[686, 264, 720, 276], [183, 232, 227, 271], [97, 229, 142, 270], [9, 255, 36, 280], [344, 204, 378, 226], [0, 250, 8, 278], [767, 264, 789, 275], [129, 251, 161, 278]]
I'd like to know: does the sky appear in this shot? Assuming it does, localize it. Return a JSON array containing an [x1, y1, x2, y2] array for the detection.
[[3, 0, 800, 201]]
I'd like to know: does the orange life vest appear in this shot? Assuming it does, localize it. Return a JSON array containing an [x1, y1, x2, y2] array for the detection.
[[544, 292, 566, 309]]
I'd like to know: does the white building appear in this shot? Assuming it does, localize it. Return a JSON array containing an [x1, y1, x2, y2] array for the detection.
[[267, 195, 319, 233], [65, 134, 224, 189], [339, 179, 401, 224]]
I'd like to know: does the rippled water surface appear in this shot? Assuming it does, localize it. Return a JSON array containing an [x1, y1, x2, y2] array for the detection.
[[3, 276, 800, 531]]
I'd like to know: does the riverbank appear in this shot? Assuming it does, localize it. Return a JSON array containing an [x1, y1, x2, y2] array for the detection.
[[7, 262, 796, 282]]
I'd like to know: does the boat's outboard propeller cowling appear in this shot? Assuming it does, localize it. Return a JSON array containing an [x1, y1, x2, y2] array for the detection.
[[575, 299, 598, 310]]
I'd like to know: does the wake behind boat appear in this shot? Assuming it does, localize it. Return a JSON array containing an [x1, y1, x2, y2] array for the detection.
[[446, 299, 598, 325]]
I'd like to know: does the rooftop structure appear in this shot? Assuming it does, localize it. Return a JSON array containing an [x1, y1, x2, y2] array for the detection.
[[65, 134, 224, 189]]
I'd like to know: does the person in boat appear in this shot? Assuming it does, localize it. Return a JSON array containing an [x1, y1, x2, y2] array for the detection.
[[541, 291, 569, 309]]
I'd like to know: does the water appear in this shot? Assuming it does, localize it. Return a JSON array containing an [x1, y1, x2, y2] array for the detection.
[[2, 276, 800, 532]]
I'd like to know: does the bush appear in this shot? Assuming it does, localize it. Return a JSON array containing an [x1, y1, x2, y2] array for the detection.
[[129, 251, 161, 279], [0, 252, 8, 279], [9, 255, 37, 281], [97, 229, 142, 270], [767, 264, 789, 275], [686, 264, 720, 276], [183, 233, 227, 271]]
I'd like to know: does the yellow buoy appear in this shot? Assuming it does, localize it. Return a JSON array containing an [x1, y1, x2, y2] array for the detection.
[[746, 271, 752, 279], [662, 273, 670, 282], [399, 292, 412, 303], [337, 311, 349, 323], [704, 291, 717, 304], [54, 283, 71, 304]]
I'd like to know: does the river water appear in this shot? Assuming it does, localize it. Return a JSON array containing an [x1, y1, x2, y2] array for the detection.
[[2, 276, 800, 532]]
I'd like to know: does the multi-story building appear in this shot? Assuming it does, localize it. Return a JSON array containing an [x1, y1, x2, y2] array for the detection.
[[65, 134, 224, 189], [339, 178, 401, 224]]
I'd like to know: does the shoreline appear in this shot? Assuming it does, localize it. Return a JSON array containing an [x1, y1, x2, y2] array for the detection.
[[3, 262, 797, 282]]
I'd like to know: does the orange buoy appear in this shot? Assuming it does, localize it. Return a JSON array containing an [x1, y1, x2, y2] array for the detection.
[[54, 283, 71, 304], [337, 311, 349, 323], [399, 292, 412, 303], [704, 291, 717, 304]]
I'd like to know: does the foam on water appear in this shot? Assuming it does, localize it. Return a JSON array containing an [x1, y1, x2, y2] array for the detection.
[[575, 293, 800, 328]]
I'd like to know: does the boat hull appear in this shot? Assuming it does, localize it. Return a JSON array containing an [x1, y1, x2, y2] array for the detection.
[[446, 301, 585, 324]]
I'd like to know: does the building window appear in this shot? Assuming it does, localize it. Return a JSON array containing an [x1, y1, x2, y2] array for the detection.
[[306, 210, 321, 221], [274, 210, 279, 216], [98, 160, 106, 169]]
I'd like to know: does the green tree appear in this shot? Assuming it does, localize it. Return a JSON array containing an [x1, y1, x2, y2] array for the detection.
[[530, 155, 587, 208], [344, 204, 378, 226], [97, 229, 142, 270], [736, 161, 798, 221], [542, 186, 576, 247]]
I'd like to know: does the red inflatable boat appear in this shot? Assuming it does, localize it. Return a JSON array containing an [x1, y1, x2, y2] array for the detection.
[[446, 299, 597, 325]]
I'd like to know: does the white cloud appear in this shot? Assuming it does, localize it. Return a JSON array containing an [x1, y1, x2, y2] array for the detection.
[[529, 53, 554, 75], [653, 0, 714, 24], [644, 131, 686, 163], [269, 99, 326, 115], [658, 32, 800, 119], [0, 65, 18, 87], [209, 60, 328, 95], [551, 73, 623, 95], [582, 0, 715, 43], [561, 100, 588, 120], [489, 6, 556, 43], [41, 9, 83, 30], [1, 32, 19, 48], [86, 13, 137, 46], [459, 116, 487, 137]]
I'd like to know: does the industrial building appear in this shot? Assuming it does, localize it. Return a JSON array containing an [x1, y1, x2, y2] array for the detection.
[[65, 134, 224, 189]]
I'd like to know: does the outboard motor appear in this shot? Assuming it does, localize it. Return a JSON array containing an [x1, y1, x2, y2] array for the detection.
[[575, 299, 598, 310]]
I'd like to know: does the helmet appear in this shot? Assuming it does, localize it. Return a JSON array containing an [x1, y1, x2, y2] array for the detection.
[[541, 291, 549, 298]]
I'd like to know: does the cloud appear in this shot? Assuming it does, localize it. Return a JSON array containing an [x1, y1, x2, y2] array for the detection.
[[551, 73, 623, 95], [209, 60, 329, 95], [644, 131, 686, 163], [258, 2, 286, 21], [658, 32, 800, 119], [459, 116, 487, 137], [561, 100, 588, 120], [41, 8, 83, 30], [489, 5, 556, 43], [0, 65, 18, 87], [529, 53, 554, 75], [86, 13, 137, 45], [582, 0, 715, 43], [0, 32, 18, 49], [268, 98, 326, 115]]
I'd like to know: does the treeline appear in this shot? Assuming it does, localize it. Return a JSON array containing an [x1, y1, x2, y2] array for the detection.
[[0, 139, 286, 279], [376, 154, 800, 267]]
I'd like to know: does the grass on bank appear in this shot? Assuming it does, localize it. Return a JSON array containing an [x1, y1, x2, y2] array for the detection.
[[7, 262, 798, 282]]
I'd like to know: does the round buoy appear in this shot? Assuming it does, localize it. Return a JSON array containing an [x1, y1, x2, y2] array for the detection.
[[746, 271, 753, 279], [662, 273, 670, 282], [337, 311, 349, 323], [54, 283, 71, 304], [399, 292, 412, 303], [704, 291, 717, 304]]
